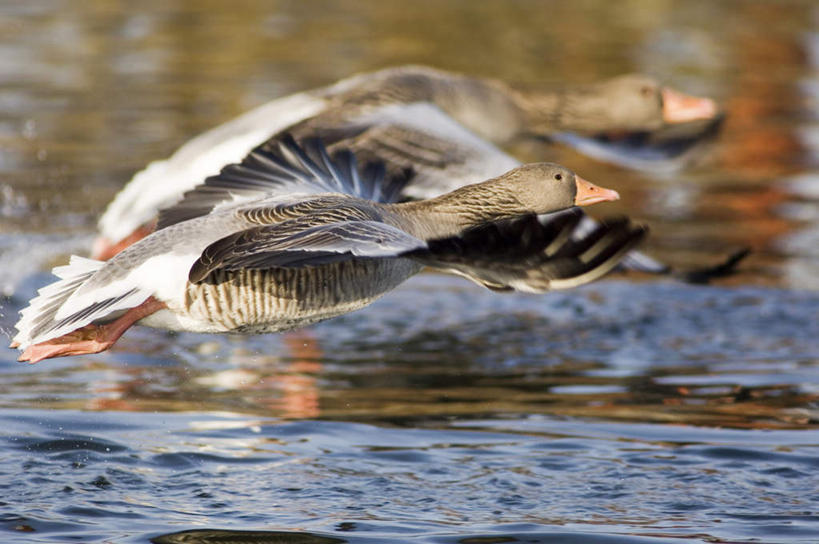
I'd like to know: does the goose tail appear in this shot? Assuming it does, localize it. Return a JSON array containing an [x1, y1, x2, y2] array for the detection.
[[11, 256, 144, 351]]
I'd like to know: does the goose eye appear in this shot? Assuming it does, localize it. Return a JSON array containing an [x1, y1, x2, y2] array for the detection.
[[554, 173, 562, 181], [641, 86, 654, 97]]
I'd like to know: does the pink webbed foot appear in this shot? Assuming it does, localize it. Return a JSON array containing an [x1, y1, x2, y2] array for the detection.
[[17, 296, 167, 364], [19, 324, 117, 364]]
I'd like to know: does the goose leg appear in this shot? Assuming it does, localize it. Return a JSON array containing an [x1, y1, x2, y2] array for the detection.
[[18, 297, 167, 364]]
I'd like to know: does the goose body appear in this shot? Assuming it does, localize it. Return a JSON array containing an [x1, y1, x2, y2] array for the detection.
[[93, 65, 717, 259], [14, 138, 643, 363], [85, 196, 426, 336]]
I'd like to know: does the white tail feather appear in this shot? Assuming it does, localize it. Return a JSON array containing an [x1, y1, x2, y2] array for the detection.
[[52, 255, 106, 279], [13, 256, 148, 350]]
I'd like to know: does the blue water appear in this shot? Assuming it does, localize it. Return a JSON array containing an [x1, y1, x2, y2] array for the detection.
[[3, 408, 819, 543], [2, 279, 819, 543]]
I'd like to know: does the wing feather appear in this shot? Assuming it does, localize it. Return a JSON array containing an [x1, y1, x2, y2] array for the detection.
[[189, 218, 425, 283], [156, 136, 411, 230], [404, 212, 647, 293]]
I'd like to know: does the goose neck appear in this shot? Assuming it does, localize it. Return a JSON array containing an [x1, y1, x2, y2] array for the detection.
[[390, 182, 524, 239]]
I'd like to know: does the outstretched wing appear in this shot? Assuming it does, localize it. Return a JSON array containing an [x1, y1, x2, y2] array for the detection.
[[160, 102, 521, 233], [156, 135, 412, 230], [293, 102, 521, 199], [189, 216, 426, 283], [405, 211, 648, 293]]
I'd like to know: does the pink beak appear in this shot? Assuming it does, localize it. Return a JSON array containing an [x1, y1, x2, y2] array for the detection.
[[574, 176, 620, 206], [661, 87, 719, 124]]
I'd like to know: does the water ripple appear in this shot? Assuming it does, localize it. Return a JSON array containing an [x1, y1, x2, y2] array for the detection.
[[0, 410, 817, 543]]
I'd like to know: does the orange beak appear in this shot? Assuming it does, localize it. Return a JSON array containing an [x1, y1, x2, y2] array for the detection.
[[574, 176, 620, 206], [661, 87, 719, 124]]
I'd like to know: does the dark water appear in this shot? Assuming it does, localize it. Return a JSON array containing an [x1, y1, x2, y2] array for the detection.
[[2, 1, 819, 543], [3, 406, 819, 544]]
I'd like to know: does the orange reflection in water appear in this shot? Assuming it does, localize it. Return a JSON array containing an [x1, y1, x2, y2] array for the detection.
[[264, 330, 323, 419], [83, 330, 324, 419], [712, 2, 807, 252]]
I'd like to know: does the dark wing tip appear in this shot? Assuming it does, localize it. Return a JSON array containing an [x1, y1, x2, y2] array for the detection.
[[408, 213, 649, 293], [675, 246, 751, 284], [188, 230, 247, 284], [188, 262, 209, 284], [188, 254, 214, 284]]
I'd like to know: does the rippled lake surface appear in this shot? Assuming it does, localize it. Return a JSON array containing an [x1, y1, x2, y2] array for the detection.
[[2, 1, 819, 543]]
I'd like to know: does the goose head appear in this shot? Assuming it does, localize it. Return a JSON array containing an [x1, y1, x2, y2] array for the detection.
[[601, 74, 719, 129], [523, 74, 719, 137], [493, 163, 620, 214]]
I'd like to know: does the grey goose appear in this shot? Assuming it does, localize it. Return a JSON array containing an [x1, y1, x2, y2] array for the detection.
[[92, 66, 715, 269], [14, 137, 644, 363]]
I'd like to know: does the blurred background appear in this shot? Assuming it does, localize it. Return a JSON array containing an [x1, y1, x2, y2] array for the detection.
[[1, 2, 819, 543], [3, 0, 819, 289]]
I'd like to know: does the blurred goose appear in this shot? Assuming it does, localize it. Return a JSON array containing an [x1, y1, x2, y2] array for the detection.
[[14, 137, 644, 363], [93, 65, 716, 260]]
